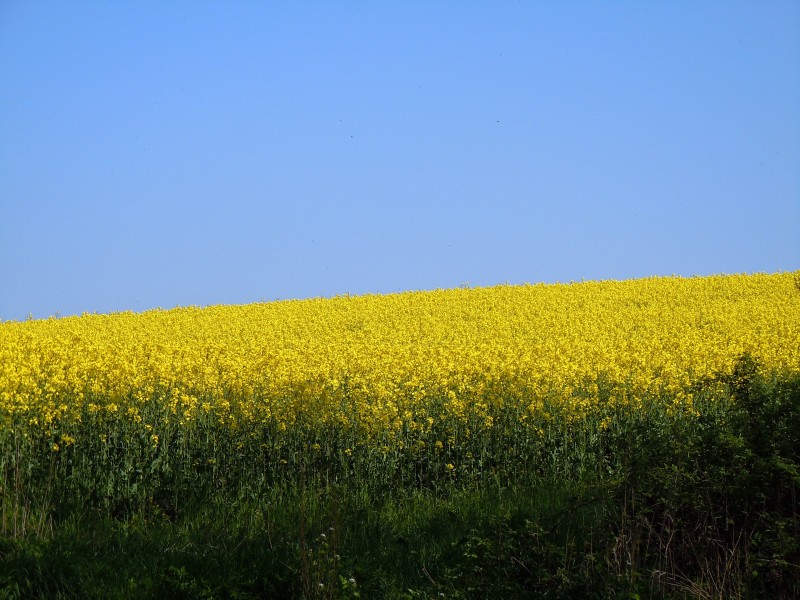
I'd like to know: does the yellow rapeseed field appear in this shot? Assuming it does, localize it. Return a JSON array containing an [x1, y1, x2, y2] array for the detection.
[[1, 272, 798, 438]]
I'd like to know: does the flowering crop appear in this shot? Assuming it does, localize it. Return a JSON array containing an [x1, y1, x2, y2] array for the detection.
[[3, 272, 799, 595], [1, 272, 798, 440]]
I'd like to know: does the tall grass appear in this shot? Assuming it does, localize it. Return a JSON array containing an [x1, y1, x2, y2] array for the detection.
[[2, 360, 798, 598]]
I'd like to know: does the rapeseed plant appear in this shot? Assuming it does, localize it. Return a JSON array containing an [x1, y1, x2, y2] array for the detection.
[[0, 272, 797, 443]]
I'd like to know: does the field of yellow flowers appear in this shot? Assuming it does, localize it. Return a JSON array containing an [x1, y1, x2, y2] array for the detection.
[[2, 272, 799, 598], [2, 272, 798, 437]]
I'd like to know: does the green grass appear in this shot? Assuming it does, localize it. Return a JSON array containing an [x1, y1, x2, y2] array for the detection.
[[2, 358, 799, 599]]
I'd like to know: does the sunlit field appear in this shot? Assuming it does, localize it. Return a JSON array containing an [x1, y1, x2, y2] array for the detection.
[[3, 272, 798, 437], [2, 272, 799, 598]]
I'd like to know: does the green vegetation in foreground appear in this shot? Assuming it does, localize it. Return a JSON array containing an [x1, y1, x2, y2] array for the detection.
[[2, 357, 799, 599]]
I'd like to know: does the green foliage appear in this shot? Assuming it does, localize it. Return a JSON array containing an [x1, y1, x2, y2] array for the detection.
[[1, 368, 799, 598]]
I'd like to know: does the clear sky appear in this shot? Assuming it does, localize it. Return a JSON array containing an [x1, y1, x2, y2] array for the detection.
[[1, 2, 798, 321]]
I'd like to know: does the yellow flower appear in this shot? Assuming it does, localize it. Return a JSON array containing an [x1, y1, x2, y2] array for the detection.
[[0, 271, 796, 448]]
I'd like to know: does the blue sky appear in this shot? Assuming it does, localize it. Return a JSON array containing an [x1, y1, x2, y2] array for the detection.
[[1, 2, 798, 321]]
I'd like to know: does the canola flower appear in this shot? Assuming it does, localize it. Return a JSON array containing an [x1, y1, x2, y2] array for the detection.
[[1, 272, 798, 440]]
